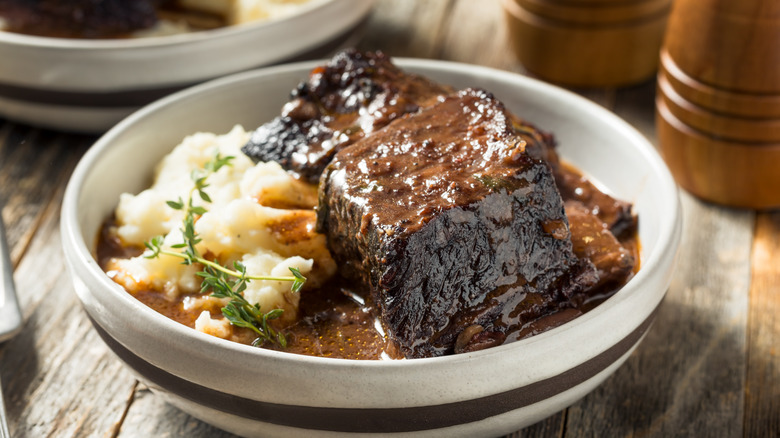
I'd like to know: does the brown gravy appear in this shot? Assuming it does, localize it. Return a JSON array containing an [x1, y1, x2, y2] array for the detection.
[[97, 207, 639, 360]]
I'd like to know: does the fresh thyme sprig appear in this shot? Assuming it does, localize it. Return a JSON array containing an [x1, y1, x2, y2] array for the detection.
[[200, 261, 305, 347], [143, 152, 306, 347]]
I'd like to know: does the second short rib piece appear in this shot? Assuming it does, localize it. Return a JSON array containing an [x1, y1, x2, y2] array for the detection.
[[564, 200, 636, 296], [317, 88, 597, 358], [241, 49, 453, 183]]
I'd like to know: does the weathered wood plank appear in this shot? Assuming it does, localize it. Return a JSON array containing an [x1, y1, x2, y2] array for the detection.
[[2, 132, 91, 314], [745, 212, 780, 437], [357, 0, 454, 59], [0, 122, 123, 437], [2, 175, 138, 437], [118, 384, 237, 438], [506, 412, 565, 438], [566, 193, 752, 437], [0, 126, 94, 263]]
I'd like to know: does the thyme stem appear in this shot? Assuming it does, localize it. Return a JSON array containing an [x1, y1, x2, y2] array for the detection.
[[142, 152, 306, 347], [156, 249, 300, 283]]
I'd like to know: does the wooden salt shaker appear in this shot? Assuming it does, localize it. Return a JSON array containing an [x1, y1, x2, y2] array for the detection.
[[502, 0, 673, 87], [657, 0, 780, 208]]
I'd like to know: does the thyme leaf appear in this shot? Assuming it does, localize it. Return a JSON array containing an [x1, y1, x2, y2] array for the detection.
[[142, 152, 306, 347]]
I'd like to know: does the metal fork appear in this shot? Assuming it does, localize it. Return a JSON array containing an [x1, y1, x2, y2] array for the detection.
[[0, 209, 22, 438]]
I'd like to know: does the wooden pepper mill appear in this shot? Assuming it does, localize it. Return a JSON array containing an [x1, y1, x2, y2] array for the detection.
[[657, 0, 780, 208], [503, 0, 673, 87]]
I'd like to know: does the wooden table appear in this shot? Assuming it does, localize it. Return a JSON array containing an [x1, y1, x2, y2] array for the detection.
[[1, 1, 777, 436]]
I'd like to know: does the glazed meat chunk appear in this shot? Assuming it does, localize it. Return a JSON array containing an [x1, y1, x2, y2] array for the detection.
[[564, 200, 636, 297], [241, 49, 454, 183], [317, 88, 598, 358], [554, 164, 637, 239]]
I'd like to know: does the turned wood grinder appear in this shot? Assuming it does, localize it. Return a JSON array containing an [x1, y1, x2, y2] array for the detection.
[[657, 0, 780, 209], [502, 0, 673, 87]]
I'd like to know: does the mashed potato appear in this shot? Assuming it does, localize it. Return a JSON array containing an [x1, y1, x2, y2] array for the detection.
[[177, 0, 320, 25], [106, 125, 335, 330], [136, 0, 323, 37]]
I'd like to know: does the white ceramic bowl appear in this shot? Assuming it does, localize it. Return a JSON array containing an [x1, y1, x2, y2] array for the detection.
[[61, 59, 682, 437], [0, 0, 372, 133]]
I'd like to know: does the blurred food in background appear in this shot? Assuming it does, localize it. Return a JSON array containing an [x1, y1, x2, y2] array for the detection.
[[0, 0, 319, 38]]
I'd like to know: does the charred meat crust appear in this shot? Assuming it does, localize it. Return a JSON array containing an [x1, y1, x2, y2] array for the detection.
[[318, 89, 598, 358], [242, 48, 571, 191], [242, 49, 454, 183]]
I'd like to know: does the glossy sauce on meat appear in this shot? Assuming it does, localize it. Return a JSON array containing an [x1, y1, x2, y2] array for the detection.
[[318, 88, 604, 357], [242, 49, 454, 183]]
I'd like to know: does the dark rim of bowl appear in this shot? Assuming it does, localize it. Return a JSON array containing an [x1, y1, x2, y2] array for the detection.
[[90, 306, 659, 433]]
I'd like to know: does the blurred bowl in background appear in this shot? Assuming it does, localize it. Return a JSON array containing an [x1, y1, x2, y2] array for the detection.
[[0, 0, 373, 133]]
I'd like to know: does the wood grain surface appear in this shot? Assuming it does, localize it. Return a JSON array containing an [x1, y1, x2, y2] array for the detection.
[[0, 1, 777, 437], [746, 213, 780, 437]]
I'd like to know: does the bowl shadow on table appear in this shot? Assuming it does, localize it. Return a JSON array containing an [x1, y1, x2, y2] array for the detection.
[[562, 290, 745, 436], [0, 313, 41, 420], [0, 15, 369, 135], [123, 386, 238, 437]]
